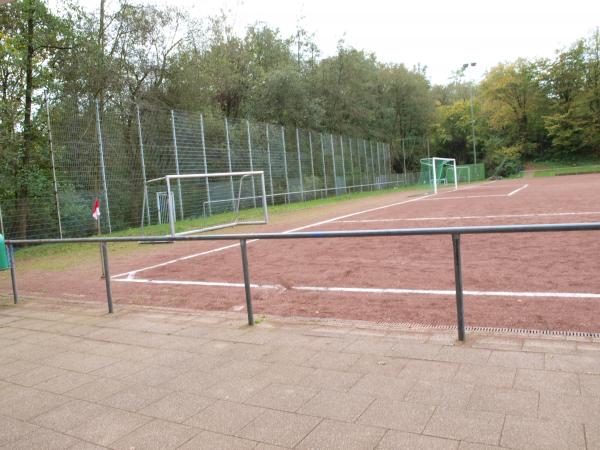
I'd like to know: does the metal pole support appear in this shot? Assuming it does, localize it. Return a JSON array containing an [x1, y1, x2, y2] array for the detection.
[[240, 239, 254, 326], [8, 244, 18, 304], [452, 233, 465, 341], [100, 242, 113, 314]]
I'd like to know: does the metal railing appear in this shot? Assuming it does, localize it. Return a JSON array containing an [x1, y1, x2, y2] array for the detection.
[[5, 221, 600, 341]]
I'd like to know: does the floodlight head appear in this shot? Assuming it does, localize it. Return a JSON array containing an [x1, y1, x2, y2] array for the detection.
[[462, 63, 469, 70], [470, 62, 477, 67]]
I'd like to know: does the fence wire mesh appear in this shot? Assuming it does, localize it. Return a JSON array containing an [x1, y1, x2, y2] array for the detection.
[[0, 100, 408, 240]]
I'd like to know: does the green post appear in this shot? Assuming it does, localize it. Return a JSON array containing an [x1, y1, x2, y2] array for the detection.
[[0, 235, 9, 271]]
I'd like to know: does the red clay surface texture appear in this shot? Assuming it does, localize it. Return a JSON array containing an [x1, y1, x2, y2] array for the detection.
[[2, 174, 600, 333]]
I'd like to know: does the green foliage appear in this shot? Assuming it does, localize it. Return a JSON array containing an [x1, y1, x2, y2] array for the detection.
[[484, 144, 524, 177]]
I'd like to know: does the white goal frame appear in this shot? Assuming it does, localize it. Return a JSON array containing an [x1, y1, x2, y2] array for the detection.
[[422, 157, 458, 194], [455, 165, 471, 184], [144, 171, 269, 237]]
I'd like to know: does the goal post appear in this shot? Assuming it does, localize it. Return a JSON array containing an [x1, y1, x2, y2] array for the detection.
[[446, 165, 471, 184], [419, 157, 458, 194], [143, 171, 268, 237]]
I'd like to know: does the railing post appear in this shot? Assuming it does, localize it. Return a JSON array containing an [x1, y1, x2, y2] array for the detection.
[[452, 233, 466, 341], [100, 242, 113, 314], [240, 239, 254, 325], [8, 244, 18, 304]]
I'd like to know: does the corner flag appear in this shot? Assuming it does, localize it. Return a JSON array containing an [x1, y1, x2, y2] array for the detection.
[[92, 199, 101, 220]]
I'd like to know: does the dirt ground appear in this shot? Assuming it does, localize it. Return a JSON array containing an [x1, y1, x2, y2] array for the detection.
[[2, 174, 600, 333]]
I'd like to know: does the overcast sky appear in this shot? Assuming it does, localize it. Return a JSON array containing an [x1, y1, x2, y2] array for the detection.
[[79, 0, 600, 85]]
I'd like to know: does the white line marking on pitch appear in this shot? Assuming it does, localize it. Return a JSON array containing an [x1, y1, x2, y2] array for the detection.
[[424, 194, 508, 201], [337, 211, 600, 224], [114, 277, 600, 300], [113, 190, 440, 279], [112, 180, 499, 280], [507, 184, 529, 196]]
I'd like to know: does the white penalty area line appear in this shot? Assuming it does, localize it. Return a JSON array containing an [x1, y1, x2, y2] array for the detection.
[[425, 183, 529, 201], [113, 277, 600, 300], [113, 190, 440, 279], [336, 211, 600, 224], [508, 184, 529, 196]]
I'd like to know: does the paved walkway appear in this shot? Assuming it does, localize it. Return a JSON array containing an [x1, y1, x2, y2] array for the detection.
[[0, 299, 599, 449]]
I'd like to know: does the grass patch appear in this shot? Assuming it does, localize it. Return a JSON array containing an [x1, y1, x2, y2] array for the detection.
[[533, 164, 600, 177]]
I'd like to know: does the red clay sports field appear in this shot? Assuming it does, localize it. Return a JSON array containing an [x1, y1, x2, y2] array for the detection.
[[3, 174, 600, 334]]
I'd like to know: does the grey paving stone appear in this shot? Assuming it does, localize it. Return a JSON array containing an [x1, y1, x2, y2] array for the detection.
[[66, 408, 151, 446], [501, 415, 586, 450], [351, 373, 415, 399], [580, 373, 600, 397], [470, 336, 523, 351], [538, 391, 600, 424], [296, 419, 385, 450], [377, 430, 459, 450], [404, 380, 474, 408], [357, 398, 435, 432], [454, 363, 516, 388], [0, 384, 70, 420], [488, 350, 545, 369], [522, 339, 577, 354], [89, 359, 149, 380], [3, 428, 79, 450], [304, 350, 361, 371], [348, 354, 407, 377], [5, 364, 67, 387], [468, 386, 538, 417], [185, 399, 265, 434], [399, 360, 460, 382], [138, 391, 214, 422], [178, 430, 257, 449], [211, 359, 272, 380], [300, 368, 364, 392], [99, 383, 170, 412], [122, 364, 185, 387], [256, 363, 315, 385], [33, 371, 98, 394], [111, 419, 199, 450], [246, 383, 318, 412], [0, 415, 39, 447], [385, 341, 443, 360], [160, 369, 221, 395], [436, 346, 491, 364], [545, 353, 600, 374], [32, 399, 109, 432], [457, 443, 503, 450], [297, 389, 375, 422], [203, 376, 272, 402], [586, 423, 600, 450], [423, 407, 504, 445], [238, 409, 321, 447], [0, 360, 38, 379], [42, 351, 119, 373], [514, 368, 580, 395], [262, 346, 318, 365], [64, 377, 130, 402]]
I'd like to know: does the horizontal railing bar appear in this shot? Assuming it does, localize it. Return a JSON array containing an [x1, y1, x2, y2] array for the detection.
[[7, 222, 600, 246], [146, 171, 265, 184]]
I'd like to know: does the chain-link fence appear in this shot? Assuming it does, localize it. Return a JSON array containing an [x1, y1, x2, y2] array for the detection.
[[0, 100, 407, 240]]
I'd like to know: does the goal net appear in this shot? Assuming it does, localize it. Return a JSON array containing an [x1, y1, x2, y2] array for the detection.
[[446, 165, 471, 184], [419, 157, 458, 194], [142, 171, 268, 237]]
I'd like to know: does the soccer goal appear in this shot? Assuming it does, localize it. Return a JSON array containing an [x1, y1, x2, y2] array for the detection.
[[142, 171, 268, 237], [419, 157, 458, 194], [446, 165, 471, 184]]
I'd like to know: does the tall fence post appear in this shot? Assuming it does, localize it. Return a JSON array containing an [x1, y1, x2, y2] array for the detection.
[[224, 118, 236, 210], [266, 125, 275, 205], [330, 134, 337, 195], [136, 105, 151, 226], [100, 242, 114, 313], [246, 120, 257, 207], [239, 239, 254, 326], [295, 128, 305, 201], [200, 114, 212, 215], [308, 131, 316, 200], [0, 204, 4, 236], [8, 244, 18, 304], [402, 138, 407, 185], [349, 138, 355, 192], [94, 100, 112, 234], [46, 99, 63, 239], [339, 136, 347, 193], [170, 110, 184, 220], [369, 141, 376, 189], [452, 233, 466, 341], [320, 133, 327, 197], [376, 142, 382, 187], [281, 126, 290, 203], [363, 140, 369, 191]]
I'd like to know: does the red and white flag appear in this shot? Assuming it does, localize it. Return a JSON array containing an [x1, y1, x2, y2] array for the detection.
[[92, 199, 101, 220]]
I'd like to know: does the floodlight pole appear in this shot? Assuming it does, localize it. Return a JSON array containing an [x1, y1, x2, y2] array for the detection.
[[462, 62, 477, 164]]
